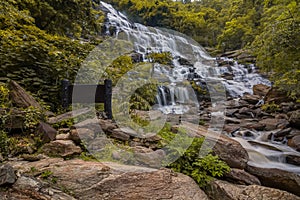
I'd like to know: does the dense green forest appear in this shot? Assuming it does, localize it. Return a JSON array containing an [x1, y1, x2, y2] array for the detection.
[[1, 0, 299, 109], [0, 0, 104, 108]]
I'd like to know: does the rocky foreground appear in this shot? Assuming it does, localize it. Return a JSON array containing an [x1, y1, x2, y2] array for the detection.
[[1, 81, 300, 199]]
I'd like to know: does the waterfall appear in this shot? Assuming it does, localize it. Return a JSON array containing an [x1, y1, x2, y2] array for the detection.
[[100, 1, 271, 111]]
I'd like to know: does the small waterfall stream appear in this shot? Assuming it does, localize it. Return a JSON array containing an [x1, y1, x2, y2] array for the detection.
[[99, 1, 299, 173]]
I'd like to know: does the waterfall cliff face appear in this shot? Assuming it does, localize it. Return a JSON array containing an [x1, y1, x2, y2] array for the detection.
[[100, 1, 271, 108]]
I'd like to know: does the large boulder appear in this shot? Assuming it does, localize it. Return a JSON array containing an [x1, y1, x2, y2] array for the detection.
[[246, 165, 300, 196], [35, 122, 57, 143], [8, 80, 42, 109], [265, 87, 290, 103], [181, 122, 249, 169], [253, 84, 271, 97], [258, 118, 289, 131], [224, 168, 261, 185], [241, 94, 260, 104], [205, 179, 300, 200], [8, 158, 209, 200], [288, 135, 300, 151]]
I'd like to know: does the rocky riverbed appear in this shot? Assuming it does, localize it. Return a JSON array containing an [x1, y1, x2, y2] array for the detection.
[[1, 78, 300, 199]]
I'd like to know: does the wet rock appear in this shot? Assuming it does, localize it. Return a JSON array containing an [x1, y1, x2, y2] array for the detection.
[[287, 129, 300, 138], [41, 140, 82, 157], [241, 120, 265, 131], [226, 99, 243, 109], [223, 124, 240, 135], [253, 84, 271, 97], [0, 164, 17, 186], [241, 94, 260, 104], [177, 57, 193, 66], [225, 109, 239, 117], [224, 168, 261, 185], [10, 158, 209, 200], [288, 135, 300, 151], [274, 128, 292, 138], [246, 165, 300, 196], [35, 122, 57, 143], [237, 107, 255, 118], [289, 110, 300, 129], [130, 52, 143, 63], [221, 72, 234, 80], [205, 179, 300, 200], [259, 118, 289, 131], [286, 154, 300, 166], [225, 117, 241, 124]]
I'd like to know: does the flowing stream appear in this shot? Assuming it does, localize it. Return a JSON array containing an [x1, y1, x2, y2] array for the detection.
[[99, 1, 299, 173]]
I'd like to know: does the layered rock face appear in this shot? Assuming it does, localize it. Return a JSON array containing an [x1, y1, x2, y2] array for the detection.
[[2, 158, 209, 200]]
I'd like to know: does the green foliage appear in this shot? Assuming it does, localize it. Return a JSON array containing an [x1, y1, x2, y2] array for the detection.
[[147, 52, 173, 65], [0, 83, 11, 108], [0, 0, 103, 109], [261, 101, 280, 113], [130, 83, 158, 111], [251, 0, 300, 99], [41, 170, 53, 179], [23, 106, 45, 131], [190, 81, 207, 95], [103, 55, 134, 86], [167, 137, 230, 187], [157, 124, 230, 187], [52, 118, 74, 129], [0, 130, 10, 157], [14, 0, 104, 38], [79, 152, 98, 162]]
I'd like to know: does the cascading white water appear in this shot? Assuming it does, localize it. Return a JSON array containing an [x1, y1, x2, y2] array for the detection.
[[101, 1, 271, 101]]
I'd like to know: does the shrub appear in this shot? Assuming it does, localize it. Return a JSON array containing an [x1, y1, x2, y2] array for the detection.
[[158, 124, 230, 187]]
